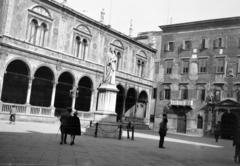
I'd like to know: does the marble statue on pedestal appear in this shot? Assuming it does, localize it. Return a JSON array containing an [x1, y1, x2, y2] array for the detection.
[[103, 47, 117, 85]]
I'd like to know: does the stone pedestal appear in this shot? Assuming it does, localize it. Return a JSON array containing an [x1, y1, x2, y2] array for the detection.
[[95, 83, 118, 122]]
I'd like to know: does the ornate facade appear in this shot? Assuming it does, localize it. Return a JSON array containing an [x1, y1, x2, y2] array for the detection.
[[0, 0, 156, 124]]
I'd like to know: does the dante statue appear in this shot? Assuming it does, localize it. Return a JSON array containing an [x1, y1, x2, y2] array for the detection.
[[103, 47, 117, 84]]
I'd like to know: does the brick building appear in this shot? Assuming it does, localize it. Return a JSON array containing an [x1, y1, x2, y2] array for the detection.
[[148, 17, 240, 136], [0, 0, 156, 125]]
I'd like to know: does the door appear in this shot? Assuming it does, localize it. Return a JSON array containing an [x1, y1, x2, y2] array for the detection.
[[177, 114, 187, 133]]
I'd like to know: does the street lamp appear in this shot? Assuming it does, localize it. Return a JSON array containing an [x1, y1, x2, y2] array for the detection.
[[206, 91, 219, 133]]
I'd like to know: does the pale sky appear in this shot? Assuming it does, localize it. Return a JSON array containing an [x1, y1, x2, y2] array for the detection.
[[60, 0, 240, 36]]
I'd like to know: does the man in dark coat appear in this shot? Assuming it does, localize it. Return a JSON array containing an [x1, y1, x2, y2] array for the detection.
[[59, 109, 71, 144], [214, 121, 221, 142], [233, 128, 240, 163], [68, 111, 81, 145], [159, 114, 168, 148]]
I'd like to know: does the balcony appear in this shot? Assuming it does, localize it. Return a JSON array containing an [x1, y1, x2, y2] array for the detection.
[[170, 99, 193, 107]]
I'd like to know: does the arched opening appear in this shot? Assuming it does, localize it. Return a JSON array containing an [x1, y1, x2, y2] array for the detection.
[[75, 36, 81, 57], [125, 88, 137, 117], [81, 39, 88, 59], [136, 91, 148, 118], [39, 23, 47, 46], [54, 72, 74, 115], [1, 60, 29, 104], [197, 115, 203, 129], [115, 85, 125, 121], [75, 76, 92, 112], [29, 19, 38, 44], [30, 66, 54, 107], [221, 112, 238, 139]]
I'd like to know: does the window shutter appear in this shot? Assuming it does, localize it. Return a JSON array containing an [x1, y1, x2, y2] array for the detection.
[[221, 37, 225, 48], [163, 44, 168, 51], [182, 41, 186, 50]]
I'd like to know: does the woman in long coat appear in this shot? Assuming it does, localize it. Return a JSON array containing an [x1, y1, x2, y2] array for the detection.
[[68, 111, 81, 145]]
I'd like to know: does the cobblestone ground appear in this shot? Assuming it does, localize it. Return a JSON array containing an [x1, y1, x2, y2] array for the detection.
[[0, 120, 236, 166]]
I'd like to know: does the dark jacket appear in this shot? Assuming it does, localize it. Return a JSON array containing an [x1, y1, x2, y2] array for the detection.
[[67, 115, 81, 136], [60, 112, 70, 133], [159, 120, 168, 137]]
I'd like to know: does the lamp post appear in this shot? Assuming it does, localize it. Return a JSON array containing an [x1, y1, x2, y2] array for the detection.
[[206, 91, 218, 134]]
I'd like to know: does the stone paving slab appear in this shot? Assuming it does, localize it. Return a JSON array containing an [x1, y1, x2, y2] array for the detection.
[[0, 120, 237, 166]]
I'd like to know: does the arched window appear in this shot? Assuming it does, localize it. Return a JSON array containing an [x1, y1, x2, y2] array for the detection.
[[75, 36, 81, 57], [27, 6, 52, 47], [197, 115, 203, 129], [29, 19, 38, 44], [81, 39, 88, 59], [38, 23, 47, 46], [73, 24, 91, 59]]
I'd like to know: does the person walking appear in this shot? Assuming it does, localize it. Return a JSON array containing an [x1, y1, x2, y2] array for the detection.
[[233, 128, 240, 163], [214, 121, 221, 142], [159, 114, 168, 148], [59, 108, 71, 145], [9, 105, 17, 124], [69, 111, 81, 145]]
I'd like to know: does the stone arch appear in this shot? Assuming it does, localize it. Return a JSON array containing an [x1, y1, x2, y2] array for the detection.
[[1, 60, 30, 104], [75, 76, 93, 111], [30, 66, 54, 107], [111, 39, 124, 49], [125, 88, 137, 117], [136, 91, 148, 118], [32, 5, 51, 18], [116, 84, 125, 121], [54, 72, 74, 114], [76, 24, 91, 36]]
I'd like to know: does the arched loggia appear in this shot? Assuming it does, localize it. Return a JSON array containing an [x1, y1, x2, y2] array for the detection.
[[125, 88, 137, 117], [30, 66, 54, 107], [75, 76, 92, 111], [1, 60, 29, 104], [115, 85, 125, 121], [54, 72, 74, 113]]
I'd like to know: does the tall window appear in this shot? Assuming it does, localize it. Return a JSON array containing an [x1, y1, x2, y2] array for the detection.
[[29, 19, 38, 44], [73, 25, 92, 59], [182, 59, 189, 74], [180, 86, 188, 100], [38, 23, 47, 46], [198, 58, 207, 73], [216, 57, 225, 73], [75, 36, 81, 57], [81, 39, 88, 59], [164, 41, 175, 52], [136, 51, 147, 78], [27, 6, 51, 47], [137, 59, 145, 77], [199, 88, 206, 102], [183, 40, 192, 50], [164, 88, 171, 100], [165, 60, 173, 74], [213, 37, 224, 48], [214, 89, 221, 102]]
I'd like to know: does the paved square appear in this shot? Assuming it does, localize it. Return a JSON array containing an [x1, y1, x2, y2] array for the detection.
[[0, 120, 236, 166]]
